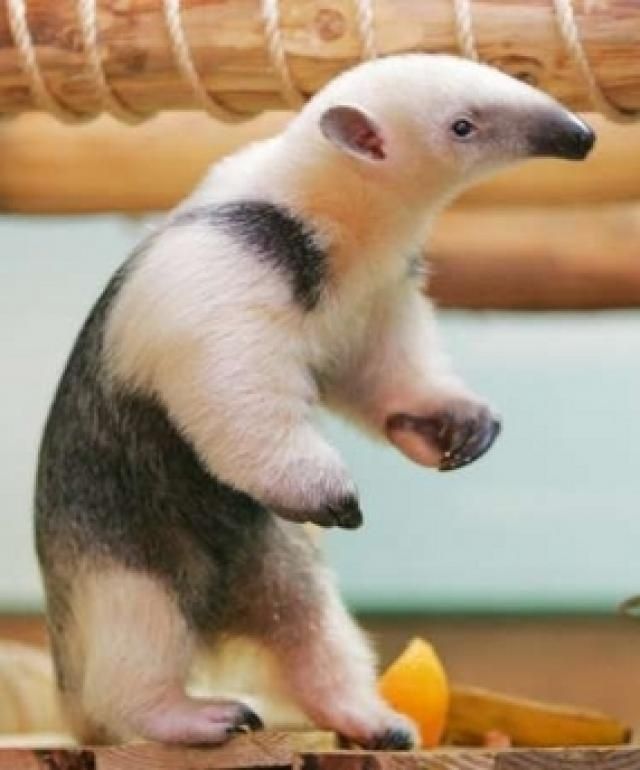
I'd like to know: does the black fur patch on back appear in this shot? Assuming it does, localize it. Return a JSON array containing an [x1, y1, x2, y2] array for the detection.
[[175, 201, 327, 311], [36, 239, 324, 639]]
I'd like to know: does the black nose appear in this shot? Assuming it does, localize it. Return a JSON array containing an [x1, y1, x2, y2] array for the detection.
[[530, 115, 596, 161], [563, 120, 596, 160]]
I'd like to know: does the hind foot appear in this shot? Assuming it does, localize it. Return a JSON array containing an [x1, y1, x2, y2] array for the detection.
[[133, 695, 263, 745]]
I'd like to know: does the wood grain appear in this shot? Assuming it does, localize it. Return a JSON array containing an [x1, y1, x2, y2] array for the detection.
[[0, 0, 639, 118], [298, 751, 495, 770], [495, 748, 640, 769], [2, 745, 640, 770], [0, 732, 336, 770], [297, 749, 640, 770]]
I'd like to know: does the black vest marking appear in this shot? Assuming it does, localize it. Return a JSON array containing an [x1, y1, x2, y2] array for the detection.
[[175, 201, 327, 311], [35, 252, 271, 633]]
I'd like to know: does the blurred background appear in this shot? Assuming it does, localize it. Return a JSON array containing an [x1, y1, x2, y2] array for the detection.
[[1, 111, 640, 731]]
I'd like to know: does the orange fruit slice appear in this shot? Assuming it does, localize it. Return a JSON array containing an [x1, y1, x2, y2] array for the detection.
[[379, 637, 450, 748]]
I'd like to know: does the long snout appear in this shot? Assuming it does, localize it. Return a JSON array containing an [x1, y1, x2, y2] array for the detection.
[[528, 111, 596, 161]]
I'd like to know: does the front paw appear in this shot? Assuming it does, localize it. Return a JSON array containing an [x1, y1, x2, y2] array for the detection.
[[366, 724, 417, 751], [274, 493, 363, 530], [337, 712, 419, 751], [386, 398, 501, 471]]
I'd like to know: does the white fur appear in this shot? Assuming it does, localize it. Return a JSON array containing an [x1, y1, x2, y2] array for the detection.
[[67, 567, 193, 741], [98, 54, 582, 744], [258, 567, 416, 745], [106, 55, 571, 501]]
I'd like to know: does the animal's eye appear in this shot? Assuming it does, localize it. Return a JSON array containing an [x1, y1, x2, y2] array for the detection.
[[451, 119, 476, 139]]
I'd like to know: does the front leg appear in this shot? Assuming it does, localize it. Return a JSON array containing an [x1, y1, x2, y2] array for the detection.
[[153, 333, 363, 528], [104, 236, 362, 529], [329, 288, 501, 471], [386, 398, 501, 472]]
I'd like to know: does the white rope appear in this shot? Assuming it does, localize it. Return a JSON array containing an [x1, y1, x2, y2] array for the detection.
[[162, 0, 245, 122], [354, 0, 377, 60], [6, 0, 89, 122], [452, 0, 479, 61], [77, 0, 147, 123], [261, 0, 305, 109], [7, 0, 638, 125], [552, 0, 638, 123]]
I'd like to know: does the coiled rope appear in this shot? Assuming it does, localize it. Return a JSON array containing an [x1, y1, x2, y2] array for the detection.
[[4, 0, 637, 123]]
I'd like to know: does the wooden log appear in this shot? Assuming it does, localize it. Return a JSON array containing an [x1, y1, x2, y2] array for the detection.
[[1, 742, 640, 770], [446, 686, 631, 748], [297, 749, 640, 770], [0, 732, 335, 770], [428, 204, 640, 310], [0, 112, 286, 213], [2, 112, 640, 213], [0, 0, 639, 118]]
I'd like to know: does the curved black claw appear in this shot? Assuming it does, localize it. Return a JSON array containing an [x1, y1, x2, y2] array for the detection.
[[439, 411, 502, 471], [387, 400, 501, 473], [227, 706, 264, 735], [368, 727, 417, 751], [325, 494, 363, 529], [299, 493, 363, 529], [272, 493, 362, 530]]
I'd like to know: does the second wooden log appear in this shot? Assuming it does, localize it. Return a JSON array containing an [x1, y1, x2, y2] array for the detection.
[[1, 113, 640, 213], [429, 204, 640, 310]]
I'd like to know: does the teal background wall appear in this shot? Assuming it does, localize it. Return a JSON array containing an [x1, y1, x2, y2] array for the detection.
[[1, 215, 639, 612]]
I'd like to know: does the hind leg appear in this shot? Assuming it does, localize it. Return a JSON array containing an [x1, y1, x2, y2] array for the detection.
[[54, 565, 261, 744], [267, 578, 417, 749], [238, 529, 418, 749]]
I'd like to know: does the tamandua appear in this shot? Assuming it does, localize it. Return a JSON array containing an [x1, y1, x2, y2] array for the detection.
[[35, 54, 594, 749]]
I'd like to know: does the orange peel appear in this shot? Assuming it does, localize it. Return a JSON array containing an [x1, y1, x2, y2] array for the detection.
[[379, 637, 450, 748]]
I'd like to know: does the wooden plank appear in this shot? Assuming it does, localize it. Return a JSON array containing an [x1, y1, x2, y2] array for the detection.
[[2, 745, 640, 770], [495, 749, 640, 769], [297, 749, 640, 770], [0, 732, 336, 770], [1, 113, 640, 214], [298, 751, 495, 770], [0, 0, 639, 118]]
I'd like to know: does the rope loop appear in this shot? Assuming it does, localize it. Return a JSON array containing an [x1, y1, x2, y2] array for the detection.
[[354, 0, 377, 60], [452, 0, 479, 61], [552, 0, 638, 123], [6, 0, 90, 122], [77, 0, 148, 123], [162, 0, 246, 122], [261, 0, 306, 109], [6, 0, 639, 124]]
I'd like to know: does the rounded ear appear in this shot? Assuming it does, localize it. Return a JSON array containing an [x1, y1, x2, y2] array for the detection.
[[319, 105, 387, 161]]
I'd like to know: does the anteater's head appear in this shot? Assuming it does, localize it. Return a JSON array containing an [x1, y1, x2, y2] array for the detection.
[[295, 54, 595, 204]]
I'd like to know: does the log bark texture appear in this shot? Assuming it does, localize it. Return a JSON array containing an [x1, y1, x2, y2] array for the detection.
[[0, 742, 639, 770], [0, 0, 639, 119], [1, 112, 640, 213]]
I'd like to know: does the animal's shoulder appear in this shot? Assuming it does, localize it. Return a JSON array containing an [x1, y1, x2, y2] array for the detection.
[[171, 200, 328, 311]]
